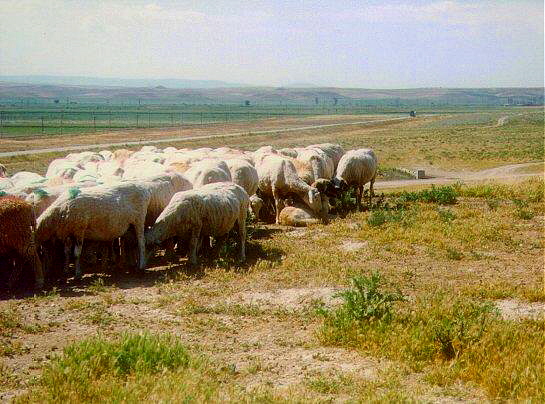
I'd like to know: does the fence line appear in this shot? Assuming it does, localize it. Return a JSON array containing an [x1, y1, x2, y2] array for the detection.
[[0, 109, 412, 139]]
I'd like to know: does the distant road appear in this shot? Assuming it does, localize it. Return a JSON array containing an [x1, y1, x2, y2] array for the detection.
[[0, 116, 410, 158], [376, 161, 543, 189]]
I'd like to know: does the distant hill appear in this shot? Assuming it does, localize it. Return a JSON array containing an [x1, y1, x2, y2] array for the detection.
[[0, 81, 542, 106], [0, 75, 247, 89]]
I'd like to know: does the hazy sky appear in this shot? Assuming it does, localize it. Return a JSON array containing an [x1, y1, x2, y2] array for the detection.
[[0, 0, 543, 88]]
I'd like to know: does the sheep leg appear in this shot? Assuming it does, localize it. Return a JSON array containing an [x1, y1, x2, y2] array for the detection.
[[188, 226, 202, 266], [135, 226, 146, 271], [356, 186, 363, 211], [238, 212, 247, 263], [63, 239, 72, 276], [369, 177, 376, 207], [31, 249, 44, 289], [272, 188, 285, 225], [74, 238, 84, 280]]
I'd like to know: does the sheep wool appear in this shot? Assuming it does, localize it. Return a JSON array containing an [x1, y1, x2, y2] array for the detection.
[[0, 196, 43, 288], [146, 182, 249, 266]]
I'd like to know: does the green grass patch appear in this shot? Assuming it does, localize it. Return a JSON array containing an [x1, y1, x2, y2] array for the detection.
[[396, 185, 458, 205], [318, 275, 545, 400], [16, 332, 228, 403]]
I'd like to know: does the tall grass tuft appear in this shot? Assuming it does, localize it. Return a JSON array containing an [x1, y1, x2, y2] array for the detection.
[[318, 287, 545, 400]]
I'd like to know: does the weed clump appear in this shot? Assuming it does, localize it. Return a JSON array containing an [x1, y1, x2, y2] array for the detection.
[[397, 185, 458, 205], [318, 285, 545, 400], [18, 332, 208, 402]]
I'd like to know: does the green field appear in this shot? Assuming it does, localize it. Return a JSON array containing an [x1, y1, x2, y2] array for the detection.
[[0, 103, 529, 138]]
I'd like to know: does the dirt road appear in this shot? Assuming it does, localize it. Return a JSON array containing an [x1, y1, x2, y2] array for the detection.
[[376, 161, 543, 189], [0, 116, 411, 158]]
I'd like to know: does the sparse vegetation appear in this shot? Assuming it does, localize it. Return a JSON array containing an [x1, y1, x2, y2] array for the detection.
[[0, 112, 543, 401]]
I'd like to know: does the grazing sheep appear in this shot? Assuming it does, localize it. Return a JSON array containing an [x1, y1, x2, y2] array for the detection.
[[333, 148, 378, 210], [36, 183, 151, 278], [11, 172, 46, 188], [112, 149, 134, 164], [225, 158, 259, 196], [137, 172, 193, 227], [146, 182, 249, 266], [292, 148, 334, 185], [307, 143, 345, 170], [0, 196, 43, 288], [122, 161, 166, 180], [256, 154, 326, 224], [0, 164, 7, 178], [184, 159, 232, 188]]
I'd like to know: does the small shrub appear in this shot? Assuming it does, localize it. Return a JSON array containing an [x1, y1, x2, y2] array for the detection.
[[333, 188, 357, 215], [431, 300, 496, 360], [319, 273, 405, 327]]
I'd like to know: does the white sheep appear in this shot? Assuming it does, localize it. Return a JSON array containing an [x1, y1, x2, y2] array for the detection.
[[0, 163, 7, 178], [36, 183, 151, 278], [146, 182, 249, 265], [136, 172, 193, 227], [225, 158, 259, 196], [256, 154, 326, 224], [184, 159, 232, 188], [292, 148, 334, 185], [307, 143, 345, 170], [333, 148, 378, 210], [122, 161, 166, 180], [11, 171, 46, 188]]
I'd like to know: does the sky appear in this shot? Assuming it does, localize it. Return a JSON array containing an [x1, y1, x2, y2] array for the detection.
[[0, 0, 543, 88]]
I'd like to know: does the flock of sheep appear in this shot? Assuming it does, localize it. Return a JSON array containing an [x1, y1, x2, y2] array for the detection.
[[0, 143, 378, 290]]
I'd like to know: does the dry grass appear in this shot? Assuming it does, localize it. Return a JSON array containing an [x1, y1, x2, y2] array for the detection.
[[0, 111, 543, 401]]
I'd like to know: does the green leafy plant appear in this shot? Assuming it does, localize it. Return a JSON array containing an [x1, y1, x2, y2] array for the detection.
[[319, 273, 405, 327]]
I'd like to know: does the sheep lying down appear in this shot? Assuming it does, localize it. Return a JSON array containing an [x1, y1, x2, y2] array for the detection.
[[146, 182, 250, 266]]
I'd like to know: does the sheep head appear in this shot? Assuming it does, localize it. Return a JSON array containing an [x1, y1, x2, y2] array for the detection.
[[306, 187, 329, 224]]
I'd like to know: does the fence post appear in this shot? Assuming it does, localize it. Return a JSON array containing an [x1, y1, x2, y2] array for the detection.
[[225, 112, 228, 123], [93, 114, 96, 132], [41, 117, 44, 134], [0, 111, 3, 138], [60, 112, 63, 135], [200, 112, 203, 124], [148, 112, 151, 128], [136, 113, 139, 128]]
